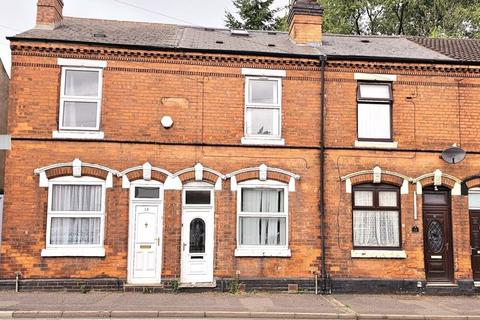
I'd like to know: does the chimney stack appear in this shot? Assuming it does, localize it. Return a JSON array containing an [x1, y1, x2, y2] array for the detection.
[[36, 0, 64, 30], [288, 0, 324, 44]]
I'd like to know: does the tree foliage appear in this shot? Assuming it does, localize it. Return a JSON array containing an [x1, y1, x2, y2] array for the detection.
[[320, 0, 480, 38], [225, 0, 288, 31]]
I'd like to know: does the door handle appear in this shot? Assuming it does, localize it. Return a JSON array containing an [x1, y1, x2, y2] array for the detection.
[[183, 243, 187, 251], [154, 237, 160, 246]]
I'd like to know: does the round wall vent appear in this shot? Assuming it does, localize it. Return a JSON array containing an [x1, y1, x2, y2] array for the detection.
[[161, 116, 173, 129]]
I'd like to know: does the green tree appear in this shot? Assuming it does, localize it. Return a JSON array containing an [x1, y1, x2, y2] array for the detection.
[[320, 0, 480, 38], [225, 0, 288, 31]]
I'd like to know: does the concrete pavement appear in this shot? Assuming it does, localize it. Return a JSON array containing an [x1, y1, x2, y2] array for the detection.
[[0, 292, 478, 319]]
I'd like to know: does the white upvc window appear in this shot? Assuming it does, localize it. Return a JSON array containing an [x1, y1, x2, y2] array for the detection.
[[42, 176, 106, 257], [243, 76, 283, 144], [235, 180, 290, 257], [59, 67, 103, 131], [357, 82, 393, 141], [469, 188, 480, 209]]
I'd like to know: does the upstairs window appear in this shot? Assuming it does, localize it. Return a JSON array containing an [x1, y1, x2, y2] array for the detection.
[[244, 77, 282, 139], [357, 82, 393, 141], [352, 183, 401, 249], [59, 67, 103, 131]]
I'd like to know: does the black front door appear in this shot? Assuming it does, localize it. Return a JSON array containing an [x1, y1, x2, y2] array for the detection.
[[470, 210, 480, 281], [423, 187, 454, 283]]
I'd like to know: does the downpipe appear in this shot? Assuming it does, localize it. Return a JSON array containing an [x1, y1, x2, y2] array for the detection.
[[319, 55, 331, 294]]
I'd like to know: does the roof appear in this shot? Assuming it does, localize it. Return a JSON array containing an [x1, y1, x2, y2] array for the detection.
[[408, 37, 480, 62], [321, 34, 454, 61], [11, 17, 320, 57], [8, 16, 477, 63]]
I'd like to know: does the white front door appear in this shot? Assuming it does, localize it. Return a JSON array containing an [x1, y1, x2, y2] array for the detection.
[[181, 187, 214, 284], [128, 184, 163, 284]]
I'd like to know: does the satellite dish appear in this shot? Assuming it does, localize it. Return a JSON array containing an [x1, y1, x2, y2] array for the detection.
[[441, 147, 466, 164]]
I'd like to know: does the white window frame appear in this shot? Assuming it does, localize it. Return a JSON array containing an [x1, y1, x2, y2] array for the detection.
[[235, 179, 291, 257], [469, 188, 480, 210], [58, 66, 103, 131], [242, 76, 284, 145], [41, 176, 106, 257], [356, 82, 393, 142], [182, 182, 214, 208]]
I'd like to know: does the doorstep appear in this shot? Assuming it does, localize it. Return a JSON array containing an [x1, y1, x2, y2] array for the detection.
[[179, 281, 217, 288], [123, 283, 165, 293], [425, 282, 458, 287]]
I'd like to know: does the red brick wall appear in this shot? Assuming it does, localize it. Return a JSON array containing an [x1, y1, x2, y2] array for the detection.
[[324, 61, 480, 281], [5, 39, 480, 284], [8, 42, 321, 147], [0, 141, 320, 279], [2, 42, 322, 280]]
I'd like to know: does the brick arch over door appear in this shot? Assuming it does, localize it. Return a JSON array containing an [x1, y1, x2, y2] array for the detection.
[[119, 162, 176, 189], [226, 164, 300, 192], [461, 175, 480, 195], [413, 169, 462, 195], [173, 163, 226, 190], [341, 166, 412, 194], [34, 158, 119, 188]]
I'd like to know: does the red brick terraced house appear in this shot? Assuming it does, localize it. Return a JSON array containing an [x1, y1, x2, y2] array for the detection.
[[2, 0, 480, 294]]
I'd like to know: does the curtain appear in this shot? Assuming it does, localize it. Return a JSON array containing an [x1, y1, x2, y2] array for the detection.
[[63, 101, 98, 128], [353, 210, 399, 247], [354, 191, 373, 206], [379, 191, 397, 207], [240, 217, 286, 246], [65, 70, 99, 97], [52, 185, 102, 212], [242, 188, 284, 213], [240, 188, 286, 246], [50, 217, 101, 245], [357, 103, 391, 139]]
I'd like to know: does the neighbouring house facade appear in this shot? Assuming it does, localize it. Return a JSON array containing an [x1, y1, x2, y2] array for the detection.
[[1, 0, 480, 293], [0, 58, 8, 195], [0, 57, 9, 248]]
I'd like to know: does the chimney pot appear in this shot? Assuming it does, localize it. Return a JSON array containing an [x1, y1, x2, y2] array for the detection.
[[36, 0, 64, 30], [288, 0, 324, 44]]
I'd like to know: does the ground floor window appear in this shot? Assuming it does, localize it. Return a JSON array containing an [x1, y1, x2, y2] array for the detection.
[[352, 183, 400, 249], [44, 176, 106, 255], [236, 180, 290, 256]]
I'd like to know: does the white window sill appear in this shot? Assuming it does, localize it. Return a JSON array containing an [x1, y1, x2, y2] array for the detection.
[[235, 248, 291, 257], [351, 249, 406, 259], [52, 131, 105, 140], [41, 247, 105, 257], [241, 137, 285, 146], [354, 140, 398, 149]]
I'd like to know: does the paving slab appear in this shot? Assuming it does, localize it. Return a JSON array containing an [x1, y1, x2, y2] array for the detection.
[[332, 295, 480, 316], [0, 292, 478, 319], [0, 292, 341, 314]]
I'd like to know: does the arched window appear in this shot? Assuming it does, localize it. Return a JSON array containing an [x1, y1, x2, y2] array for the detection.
[[352, 183, 401, 249]]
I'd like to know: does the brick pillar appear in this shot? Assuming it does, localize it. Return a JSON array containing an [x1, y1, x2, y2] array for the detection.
[[36, 0, 64, 30], [288, 0, 323, 44]]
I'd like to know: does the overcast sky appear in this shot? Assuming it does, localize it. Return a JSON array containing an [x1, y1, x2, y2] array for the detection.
[[0, 0, 289, 76]]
